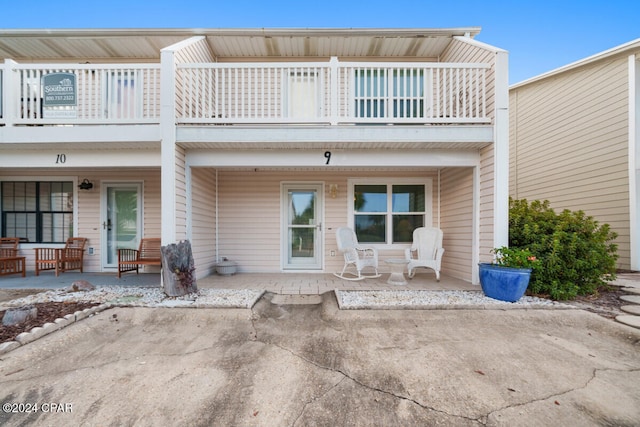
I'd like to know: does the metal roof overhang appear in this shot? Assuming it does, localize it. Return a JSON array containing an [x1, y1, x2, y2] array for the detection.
[[0, 27, 481, 61]]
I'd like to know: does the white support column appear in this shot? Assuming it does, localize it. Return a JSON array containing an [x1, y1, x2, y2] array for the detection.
[[629, 54, 639, 270], [329, 56, 339, 125], [160, 49, 177, 246], [493, 49, 510, 249], [159, 36, 207, 246]]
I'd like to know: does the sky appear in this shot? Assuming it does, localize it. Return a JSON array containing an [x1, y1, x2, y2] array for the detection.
[[0, 0, 638, 84]]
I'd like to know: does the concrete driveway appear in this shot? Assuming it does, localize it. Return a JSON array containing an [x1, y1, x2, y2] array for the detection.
[[1, 293, 639, 426]]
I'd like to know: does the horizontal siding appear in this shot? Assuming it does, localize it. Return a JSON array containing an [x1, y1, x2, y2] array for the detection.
[[510, 55, 631, 268], [190, 168, 217, 278], [479, 145, 494, 264], [217, 170, 443, 274], [175, 145, 188, 241], [441, 38, 497, 122], [440, 167, 474, 281]]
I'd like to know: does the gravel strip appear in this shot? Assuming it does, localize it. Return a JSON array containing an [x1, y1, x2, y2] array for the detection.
[[335, 290, 574, 310], [1, 287, 573, 311], [0, 286, 265, 309]]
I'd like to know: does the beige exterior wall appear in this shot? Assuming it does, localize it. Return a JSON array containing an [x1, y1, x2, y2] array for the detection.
[[441, 38, 497, 122], [202, 168, 473, 280], [479, 145, 495, 263], [440, 167, 475, 281], [174, 37, 215, 119], [510, 55, 631, 268], [0, 168, 161, 273], [175, 145, 188, 241], [190, 167, 217, 277]]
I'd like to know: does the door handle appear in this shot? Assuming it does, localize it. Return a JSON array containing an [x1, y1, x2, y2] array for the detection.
[[103, 219, 112, 230]]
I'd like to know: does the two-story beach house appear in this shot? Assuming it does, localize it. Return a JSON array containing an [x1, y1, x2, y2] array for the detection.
[[0, 28, 509, 284]]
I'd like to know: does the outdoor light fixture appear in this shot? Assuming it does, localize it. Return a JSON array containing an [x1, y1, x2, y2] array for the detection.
[[329, 184, 338, 199], [78, 179, 93, 190]]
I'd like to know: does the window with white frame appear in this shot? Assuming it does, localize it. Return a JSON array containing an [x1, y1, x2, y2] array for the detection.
[[349, 179, 432, 244], [1, 181, 74, 243], [354, 68, 425, 119]]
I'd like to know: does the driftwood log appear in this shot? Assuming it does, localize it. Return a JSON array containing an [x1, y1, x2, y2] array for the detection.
[[161, 240, 197, 297]]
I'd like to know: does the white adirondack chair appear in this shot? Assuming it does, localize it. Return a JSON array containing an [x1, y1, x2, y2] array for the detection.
[[334, 227, 381, 281], [405, 227, 445, 281]]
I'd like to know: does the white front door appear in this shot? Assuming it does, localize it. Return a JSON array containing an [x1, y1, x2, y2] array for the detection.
[[282, 183, 323, 270], [101, 183, 142, 270]]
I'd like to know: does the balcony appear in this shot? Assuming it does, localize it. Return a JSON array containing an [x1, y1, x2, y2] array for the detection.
[[177, 59, 491, 126], [1, 59, 492, 128], [0, 63, 161, 126]]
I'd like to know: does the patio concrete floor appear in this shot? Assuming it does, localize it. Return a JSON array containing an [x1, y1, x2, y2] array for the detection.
[[0, 270, 477, 294]]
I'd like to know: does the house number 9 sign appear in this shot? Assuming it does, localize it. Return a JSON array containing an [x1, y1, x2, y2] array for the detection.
[[324, 151, 331, 165]]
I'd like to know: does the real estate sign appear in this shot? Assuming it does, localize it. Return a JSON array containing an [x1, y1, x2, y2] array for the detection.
[[42, 72, 77, 118]]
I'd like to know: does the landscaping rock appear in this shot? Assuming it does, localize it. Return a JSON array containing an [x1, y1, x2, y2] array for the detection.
[[67, 280, 96, 292], [2, 305, 38, 326]]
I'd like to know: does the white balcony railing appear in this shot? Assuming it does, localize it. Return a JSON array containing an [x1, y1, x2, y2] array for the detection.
[[0, 60, 491, 127], [0, 63, 161, 125], [176, 60, 491, 125]]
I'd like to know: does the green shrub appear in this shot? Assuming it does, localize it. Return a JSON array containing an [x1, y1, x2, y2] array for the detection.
[[509, 198, 618, 300]]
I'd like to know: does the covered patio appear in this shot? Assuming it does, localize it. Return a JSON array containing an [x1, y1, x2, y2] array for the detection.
[[0, 271, 477, 295]]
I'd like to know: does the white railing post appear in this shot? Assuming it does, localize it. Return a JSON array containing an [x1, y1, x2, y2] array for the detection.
[[329, 57, 339, 125], [2, 60, 17, 126]]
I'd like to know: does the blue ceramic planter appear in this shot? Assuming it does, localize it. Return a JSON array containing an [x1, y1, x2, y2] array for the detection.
[[478, 263, 532, 302]]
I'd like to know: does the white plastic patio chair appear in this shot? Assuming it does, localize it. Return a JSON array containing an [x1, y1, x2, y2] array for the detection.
[[334, 227, 381, 281], [404, 227, 445, 281]]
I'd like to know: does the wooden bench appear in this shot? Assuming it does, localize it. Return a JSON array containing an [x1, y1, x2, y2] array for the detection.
[[35, 237, 87, 276], [118, 238, 162, 278], [0, 237, 25, 277], [0, 257, 26, 277]]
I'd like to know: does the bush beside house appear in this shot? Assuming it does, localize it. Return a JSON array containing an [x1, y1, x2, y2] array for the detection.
[[509, 198, 618, 300]]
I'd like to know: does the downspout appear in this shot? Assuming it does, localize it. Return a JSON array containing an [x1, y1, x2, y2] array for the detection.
[[512, 90, 518, 199], [437, 169, 441, 228]]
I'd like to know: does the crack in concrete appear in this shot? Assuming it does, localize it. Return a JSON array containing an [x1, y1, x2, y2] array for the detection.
[[485, 366, 640, 420], [260, 338, 484, 425], [292, 376, 348, 426]]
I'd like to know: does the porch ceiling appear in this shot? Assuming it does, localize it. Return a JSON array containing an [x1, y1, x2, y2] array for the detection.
[[178, 140, 491, 150], [176, 124, 494, 150], [0, 28, 481, 61]]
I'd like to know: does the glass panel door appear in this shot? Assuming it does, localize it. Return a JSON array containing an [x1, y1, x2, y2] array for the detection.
[[283, 184, 323, 269], [102, 183, 142, 269]]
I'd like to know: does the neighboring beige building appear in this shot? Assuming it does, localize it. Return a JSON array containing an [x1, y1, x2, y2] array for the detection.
[[510, 39, 640, 270], [0, 28, 510, 283]]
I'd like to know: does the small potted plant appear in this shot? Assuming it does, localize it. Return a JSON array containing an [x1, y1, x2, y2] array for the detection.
[[478, 247, 539, 302]]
